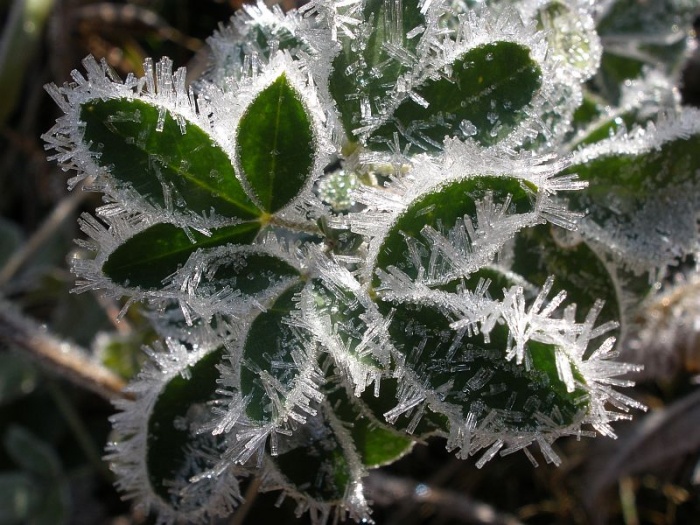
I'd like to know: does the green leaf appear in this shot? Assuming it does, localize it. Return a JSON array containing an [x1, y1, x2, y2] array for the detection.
[[195, 250, 301, 298], [328, 385, 413, 468], [329, 0, 424, 143], [237, 74, 315, 212], [369, 42, 542, 150], [373, 176, 536, 289], [240, 282, 312, 424], [383, 299, 587, 433], [80, 98, 261, 220], [272, 410, 352, 503], [510, 223, 620, 339], [103, 221, 260, 289], [95, 333, 146, 381], [358, 377, 448, 437], [564, 125, 700, 271], [147, 347, 225, 502], [596, 0, 696, 83]]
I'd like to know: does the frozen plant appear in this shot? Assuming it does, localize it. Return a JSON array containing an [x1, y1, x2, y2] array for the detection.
[[42, 0, 700, 522]]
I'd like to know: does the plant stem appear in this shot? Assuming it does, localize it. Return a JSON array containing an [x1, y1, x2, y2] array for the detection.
[[266, 215, 322, 235], [0, 297, 129, 401]]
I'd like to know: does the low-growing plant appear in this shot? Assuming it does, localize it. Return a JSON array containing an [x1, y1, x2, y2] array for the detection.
[[42, 0, 700, 522]]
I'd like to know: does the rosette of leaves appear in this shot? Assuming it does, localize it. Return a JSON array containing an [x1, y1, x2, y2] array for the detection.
[[42, 0, 700, 523]]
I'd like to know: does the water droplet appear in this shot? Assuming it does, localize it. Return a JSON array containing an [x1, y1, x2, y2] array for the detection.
[[415, 483, 429, 496]]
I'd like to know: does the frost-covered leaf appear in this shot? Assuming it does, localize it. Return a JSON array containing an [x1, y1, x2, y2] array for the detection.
[[237, 74, 316, 212], [564, 112, 700, 274], [208, 3, 311, 85], [108, 337, 244, 523], [189, 250, 301, 297], [358, 377, 448, 437], [510, 223, 620, 337], [146, 348, 225, 501], [271, 416, 353, 503], [382, 300, 588, 444], [373, 176, 537, 289], [268, 400, 371, 521], [234, 282, 323, 444], [369, 41, 542, 150], [596, 0, 694, 73], [81, 98, 261, 220], [103, 221, 260, 289], [570, 72, 680, 149], [328, 384, 414, 468], [329, 0, 425, 143], [296, 263, 391, 395]]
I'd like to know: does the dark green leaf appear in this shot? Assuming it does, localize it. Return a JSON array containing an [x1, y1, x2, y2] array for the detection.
[[373, 176, 536, 289], [510, 223, 620, 340], [564, 128, 700, 271], [273, 410, 352, 503], [81, 98, 261, 220], [329, 0, 424, 143], [240, 282, 311, 423], [382, 299, 587, 433], [147, 347, 225, 502], [328, 385, 413, 468], [370, 42, 542, 150], [103, 221, 260, 289], [237, 74, 315, 212], [196, 251, 300, 298]]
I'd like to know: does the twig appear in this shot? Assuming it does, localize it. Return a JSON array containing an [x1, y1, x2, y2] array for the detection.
[[0, 296, 129, 401], [365, 470, 524, 525]]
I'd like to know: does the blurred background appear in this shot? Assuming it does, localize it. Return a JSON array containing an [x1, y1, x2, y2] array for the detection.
[[2, 1, 700, 524]]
